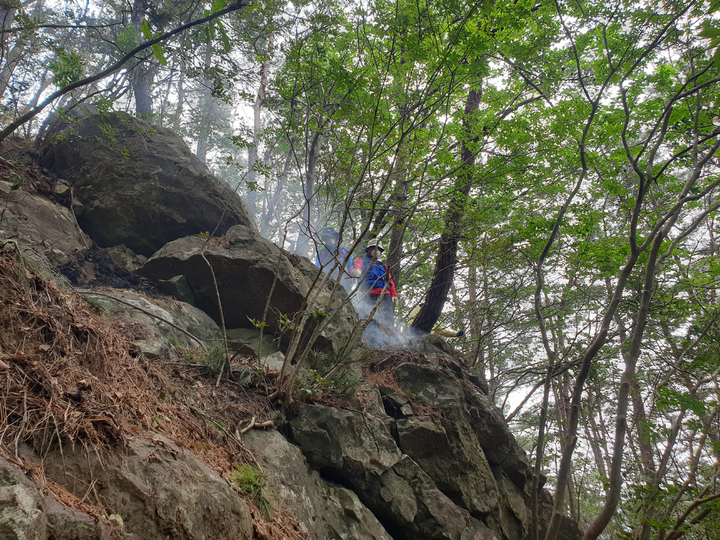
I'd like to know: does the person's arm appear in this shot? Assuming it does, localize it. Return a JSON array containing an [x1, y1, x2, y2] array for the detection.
[[387, 268, 398, 299], [351, 257, 363, 277]]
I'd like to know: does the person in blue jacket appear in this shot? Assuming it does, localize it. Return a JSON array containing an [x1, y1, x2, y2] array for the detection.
[[354, 239, 398, 346], [315, 227, 356, 292]]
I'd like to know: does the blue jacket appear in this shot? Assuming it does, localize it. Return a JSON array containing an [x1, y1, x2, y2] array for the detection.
[[355, 257, 398, 298]]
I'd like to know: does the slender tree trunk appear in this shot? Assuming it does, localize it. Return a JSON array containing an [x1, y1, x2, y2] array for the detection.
[[246, 40, 270, 215], [386, 149, 410, 288], [22, 70, 50, 136], [159, 71, 173, 126], [196, 44, 214, 162], [130, 0, 155, 117], [261, 146, 293, 236], [296, 130, 324, 256], [0, 0, 46, 105], [582, 226, 668, 540], [173, 72, 185, 130], [411, 83, 482, 333]]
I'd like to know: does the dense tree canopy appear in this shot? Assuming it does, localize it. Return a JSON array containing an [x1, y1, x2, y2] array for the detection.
[[2, 0, 720, 538]]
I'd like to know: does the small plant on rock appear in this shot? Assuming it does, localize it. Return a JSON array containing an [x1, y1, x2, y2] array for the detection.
[[229, 463, 272, 518]]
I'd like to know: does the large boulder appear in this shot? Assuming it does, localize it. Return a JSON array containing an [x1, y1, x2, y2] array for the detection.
[[391, 362, 533, 489], [244, 429, 392, 540], [289, 399, 496, 540], [138, 225, 358, 355], [395, 415, 499, 515], [390, 362, 534, 540], [38, 112, 256, 257], [0, 179, 88, 268], [287, 357, 576, 540], [81, 290, 222, 359], [36, 435, 253, 540], [0, 458, 112, 540]]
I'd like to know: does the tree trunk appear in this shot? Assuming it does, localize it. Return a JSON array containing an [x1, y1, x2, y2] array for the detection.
[[131, 66, 154, 116], [386, 149, 410, 289], [159, 71, 173, 126], [246, 40, 270, 216], [411, 85, 482, 333], [196, 44, 214, 162], [296, 130, 324, 256], [0, 0, 46, 105], [173, 72, 185, 130], [130, 0, 155, 117], [22, 70, 50, 136], [261, 146, 293, 237]]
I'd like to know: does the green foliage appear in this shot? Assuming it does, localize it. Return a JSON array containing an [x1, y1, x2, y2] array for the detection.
[[140, 20, 168, 66], [48, 48, 83, 87], [247, 317, 268, 330], [115, 24, 139, 54], [8, 171, 22, 191], [295, 367, 328, 397], [295, 359, 361, 398], [228, 463, 272, 518], [182, 345, 226, 372]]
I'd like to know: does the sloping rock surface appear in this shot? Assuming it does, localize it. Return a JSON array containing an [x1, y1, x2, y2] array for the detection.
[[0, 458, 112, 540], [139, 225, 358, 354], [392, 362, 532, 489], [36, 435, 253, 540], [0, 179, 87, 268], [244, 429, 392, 540], [289, 358, 578, 540], [391, 362, 534, 540], [82, 290, 222, 359], [39, 112, 255, 257], [289, 385, 498, 540]]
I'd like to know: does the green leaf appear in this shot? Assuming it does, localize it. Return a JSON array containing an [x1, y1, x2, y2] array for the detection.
[[140, 19, 152, 41], [48, 48, 84, 87], [8, 171, 22, 191], [211, 0, 227, 13], [151, 42, 168, 66], [216, 20, 231, 53]]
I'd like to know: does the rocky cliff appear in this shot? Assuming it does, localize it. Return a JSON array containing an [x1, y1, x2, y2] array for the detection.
[[0, 115, 579, 540]]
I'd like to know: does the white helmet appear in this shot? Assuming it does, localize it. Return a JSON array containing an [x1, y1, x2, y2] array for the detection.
[[366, 238, 384, 252]]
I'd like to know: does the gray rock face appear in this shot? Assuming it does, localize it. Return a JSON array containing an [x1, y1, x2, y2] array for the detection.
[[138, 225, 358, 355], [0, 458, 110, 540], [392, 362, 533, 489], [82, 290, 222, 359], [39, 112, 255, 257], [0, 460, 47, 540], [102, 244, 147, 273], [39, 435, 253, 540], [288, 359, 571, 540], [395, 415, 499, 515], [0, 180, 87, 268], [289, 400, 497, 540], [225, 327, 281, 358], [244, 429, 392, 540], [390, 362, 534, 539]]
